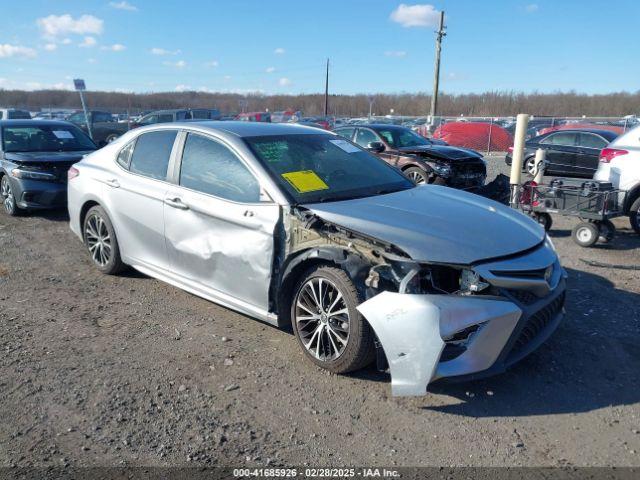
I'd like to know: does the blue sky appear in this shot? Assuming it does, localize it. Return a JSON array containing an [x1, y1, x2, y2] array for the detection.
[[1, 0, 638, 95]]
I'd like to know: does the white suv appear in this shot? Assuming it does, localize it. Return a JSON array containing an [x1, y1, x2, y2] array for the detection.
[[594, 124, 640, 233]]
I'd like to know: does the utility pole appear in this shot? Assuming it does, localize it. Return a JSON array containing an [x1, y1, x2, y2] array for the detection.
[[429, 11, 446, 124], [324, 58, 329, 117]]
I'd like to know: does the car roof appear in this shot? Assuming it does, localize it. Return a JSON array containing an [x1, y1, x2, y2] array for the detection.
[[540, 128, 619, 138], [0, 119, 77, 127], [166, 120, 333, 137], [337, 123, 407, 131]]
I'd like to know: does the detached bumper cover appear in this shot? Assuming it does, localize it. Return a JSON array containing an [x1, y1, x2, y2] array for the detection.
[[357, 278, 566, 396]]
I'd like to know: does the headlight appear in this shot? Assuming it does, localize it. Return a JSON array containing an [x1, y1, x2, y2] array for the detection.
[[431, 163, 452, 176], [11, 168, 57, 181]]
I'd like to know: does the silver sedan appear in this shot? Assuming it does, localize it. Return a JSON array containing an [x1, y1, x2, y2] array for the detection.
[[67, 121, 566, 396]]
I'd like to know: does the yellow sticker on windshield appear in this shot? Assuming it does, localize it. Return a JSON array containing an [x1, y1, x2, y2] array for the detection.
[[281, 170, 329, 193]]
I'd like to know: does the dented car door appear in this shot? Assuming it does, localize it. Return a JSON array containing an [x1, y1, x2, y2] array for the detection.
[[163, 131, 280, 311]]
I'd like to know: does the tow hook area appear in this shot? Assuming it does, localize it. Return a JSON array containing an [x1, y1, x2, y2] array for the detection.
[[357, 292, 522, 396]]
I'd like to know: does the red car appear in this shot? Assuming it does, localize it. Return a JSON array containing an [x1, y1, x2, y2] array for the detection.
[[433, 122, 513, 152]]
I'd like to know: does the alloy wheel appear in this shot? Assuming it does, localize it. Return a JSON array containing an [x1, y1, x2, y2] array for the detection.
[[526, 158, 537, 176], [1, 177, 15, 214], [407, 169, 427, 185], [85, 213, 113, 267], [294, 277, 350, 361]]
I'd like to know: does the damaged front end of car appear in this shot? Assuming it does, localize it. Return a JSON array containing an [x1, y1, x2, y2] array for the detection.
[[280, 208, 567, 397]]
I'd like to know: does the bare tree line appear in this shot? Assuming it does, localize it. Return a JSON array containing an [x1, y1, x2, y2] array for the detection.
[[2, 89, 639, 117]]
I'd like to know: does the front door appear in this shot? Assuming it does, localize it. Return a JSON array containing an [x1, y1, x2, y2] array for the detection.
[[540, 131, 578, 175], [163, 132, 280, 311]]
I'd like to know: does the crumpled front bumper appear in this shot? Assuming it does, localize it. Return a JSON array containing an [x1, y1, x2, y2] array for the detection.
[[357, 278, 566, 396]]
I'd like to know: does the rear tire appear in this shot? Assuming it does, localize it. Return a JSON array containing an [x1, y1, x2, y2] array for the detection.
[[629, 197, 640, 234], [1, 175, 22, 217], [572, 222, 599, 247], [290, 265, 375, 374], [83, 205, 126, 275]]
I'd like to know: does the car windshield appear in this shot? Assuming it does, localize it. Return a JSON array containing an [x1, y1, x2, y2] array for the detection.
[[376, 128, 432, 148], [244, 134, 414, 204], [2, 125, 97, 152]]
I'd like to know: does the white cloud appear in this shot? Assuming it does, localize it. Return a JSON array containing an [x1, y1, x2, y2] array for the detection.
[[278, 77, 291, 86], [102, 43, 126, 51], [163, 60, 186, 68], [61, 38, 72, 45], [274, 47, 285, 55], [79, 36, 97, 48], [525, 4, 539, 13], [175, 84, 191, 92], [109, 1, 138, 11], [384, 50, 407, 57], [224, 75, 232, 80], [37, 14, 104, 39], [44, 43, 57, 51], [204, 60, 219, 67], [88, 58, 97, 63], [151, 47, 181, 55], [265, 66, 276, 73], [0, 44, 37, 58], [390, 4, 440, 28], [50, 82, 73, 90]]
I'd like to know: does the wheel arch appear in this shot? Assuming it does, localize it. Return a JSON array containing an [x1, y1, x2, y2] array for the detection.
[[275, 247, 370, 329], [79, 200, 101, 236], [623, 183, 640, 214]]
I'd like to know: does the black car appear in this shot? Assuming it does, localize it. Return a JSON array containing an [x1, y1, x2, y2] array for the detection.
[[0, 120, 97, 216], [334, 124, 486, 189], [505, 128, 619, 178], [66, 110, 130, 146]]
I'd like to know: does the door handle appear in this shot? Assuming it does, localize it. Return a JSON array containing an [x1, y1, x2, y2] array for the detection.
[[105, 178, 120, 188], [164, 197, 189, 210], [243, 210, 255, 217]]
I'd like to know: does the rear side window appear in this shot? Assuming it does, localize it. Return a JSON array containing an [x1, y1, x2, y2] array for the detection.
[[129, 130, 177, 180], [116, 140, 135, 169], [8, 110, 31, 119], [179, 133, 260, 203], [335, 128, 354, 140], [578, 133, 607, 149], [158, 114, 174, 123]]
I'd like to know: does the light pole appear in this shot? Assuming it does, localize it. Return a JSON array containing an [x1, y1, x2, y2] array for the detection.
[[429, 11, 446, 125]]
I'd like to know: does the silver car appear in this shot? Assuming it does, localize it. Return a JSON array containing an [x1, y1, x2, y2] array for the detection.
[[67, 122, 566, 396]]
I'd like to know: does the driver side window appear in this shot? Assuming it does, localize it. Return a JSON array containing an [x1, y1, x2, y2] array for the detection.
[[179, 133, 260, 203], [354, 128, 380, 147]]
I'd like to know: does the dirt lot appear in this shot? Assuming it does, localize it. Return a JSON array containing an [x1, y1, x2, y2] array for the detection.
[[1, 157, 639, 470]]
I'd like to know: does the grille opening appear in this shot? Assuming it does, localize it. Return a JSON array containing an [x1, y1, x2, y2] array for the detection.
[[508, 291, 565, 361]]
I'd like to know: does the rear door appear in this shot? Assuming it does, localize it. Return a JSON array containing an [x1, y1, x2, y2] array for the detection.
[[163, 131, 280, 311], [576, 133, 608, 178], [105, 129, 178, 271], [539, 132, 579, 175]]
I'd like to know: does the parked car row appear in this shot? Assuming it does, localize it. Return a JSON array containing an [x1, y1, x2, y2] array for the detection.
[[0, 118, 570, 396]]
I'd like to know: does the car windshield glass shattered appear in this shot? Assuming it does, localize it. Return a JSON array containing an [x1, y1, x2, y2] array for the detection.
[[377, 128, 432, 148], [2, 125, 96, 152], [244, 133, 414, 204]]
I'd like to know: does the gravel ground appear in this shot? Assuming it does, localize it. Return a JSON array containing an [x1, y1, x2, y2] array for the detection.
[[1, 156, 639, 470]]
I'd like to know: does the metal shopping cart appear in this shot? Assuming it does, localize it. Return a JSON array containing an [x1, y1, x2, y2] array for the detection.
[[514, 178, 628, 247]]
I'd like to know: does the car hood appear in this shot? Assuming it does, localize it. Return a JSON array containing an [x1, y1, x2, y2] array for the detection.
[[398, 144, 482, 161], [4, 151, 94, 164], [306, 185, 544, 265]]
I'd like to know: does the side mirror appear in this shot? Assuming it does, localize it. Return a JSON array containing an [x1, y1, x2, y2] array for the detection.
[[367, 141, 385, 153]]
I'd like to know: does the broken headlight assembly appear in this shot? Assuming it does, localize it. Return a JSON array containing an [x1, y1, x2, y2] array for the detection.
[[430, 162, 452, 177], [368, 258, 490, 296]]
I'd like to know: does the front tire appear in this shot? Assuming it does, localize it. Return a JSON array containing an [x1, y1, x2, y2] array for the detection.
[[629, 196, 640, 234], [1, 175, 21, 216], [83, 205, 126, 275], [404, 166, 429, 185], [291, 266, 375, 374]]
